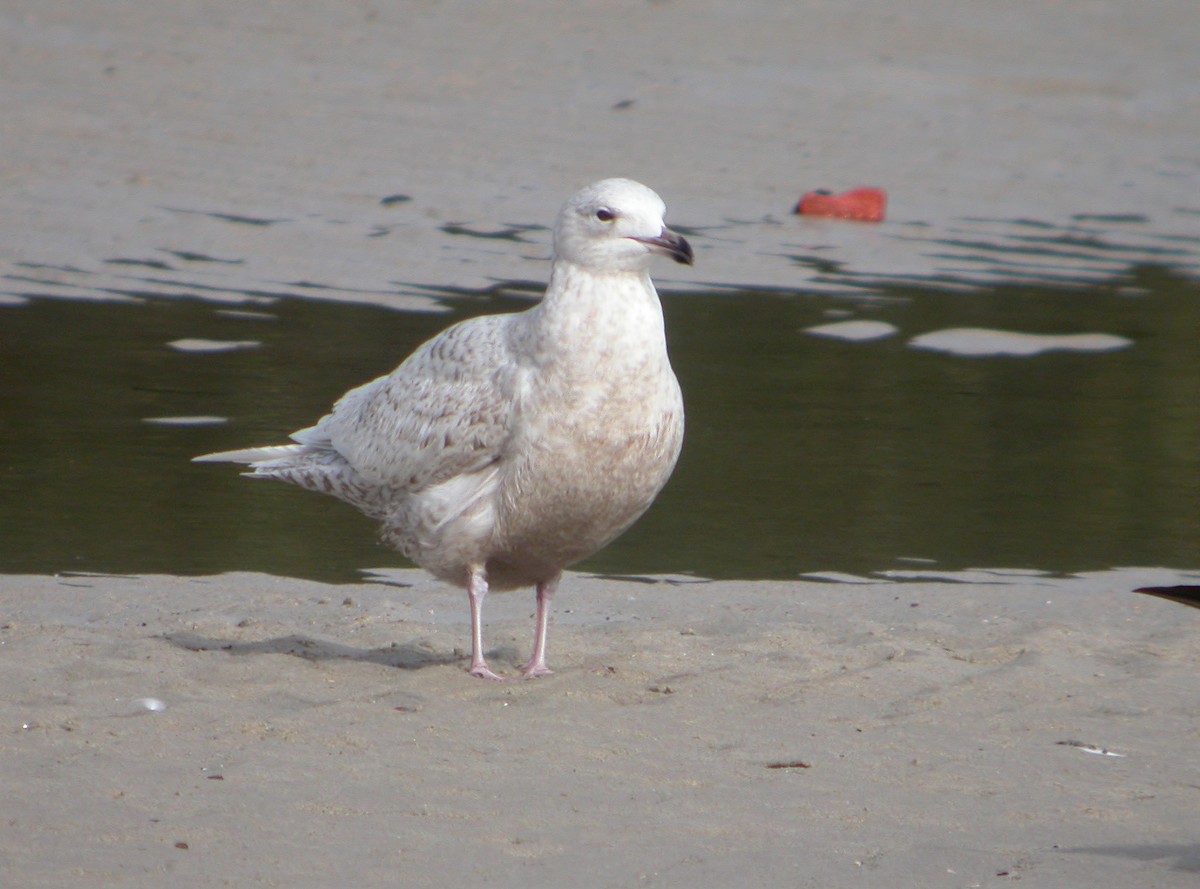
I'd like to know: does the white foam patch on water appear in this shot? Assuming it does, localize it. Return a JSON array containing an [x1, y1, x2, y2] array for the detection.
[[167, 338, 261, 353], [803, 319, 899, 342], [143, 416, 229, 426], [876, 568, 1058, 584], [801, 571, 882, 584], [214, 309, 278, 321], [908, 327, 1132, 357]]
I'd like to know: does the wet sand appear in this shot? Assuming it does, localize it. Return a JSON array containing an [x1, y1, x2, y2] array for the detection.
[[4, 0, 1197, 305], [3, 1, 1199, 886]]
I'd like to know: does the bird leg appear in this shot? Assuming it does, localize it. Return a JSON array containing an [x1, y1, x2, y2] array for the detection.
[[521, 574, 559, 678], [466, 569, 506, 681]]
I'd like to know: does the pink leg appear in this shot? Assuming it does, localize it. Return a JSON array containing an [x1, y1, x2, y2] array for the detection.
[[521, 574, 559, 678], [466, 569, 505, 681]]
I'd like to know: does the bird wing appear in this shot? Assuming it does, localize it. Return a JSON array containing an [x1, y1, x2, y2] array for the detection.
[[291, 313, 522, 492]]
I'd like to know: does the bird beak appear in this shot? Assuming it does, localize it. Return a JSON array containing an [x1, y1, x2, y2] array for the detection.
[[632, 227, 694, 266]]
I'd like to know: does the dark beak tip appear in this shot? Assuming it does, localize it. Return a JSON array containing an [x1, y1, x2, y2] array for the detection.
[[632, 231, 694, 266], [670, 234, 695, 266]]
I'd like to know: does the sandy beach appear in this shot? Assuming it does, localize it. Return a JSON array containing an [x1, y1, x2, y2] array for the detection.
[[3, 0, 1199, 886], [3, 568, 1199, 887]]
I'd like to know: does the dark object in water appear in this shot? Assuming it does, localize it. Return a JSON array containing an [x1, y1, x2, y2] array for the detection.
[[1133, 585, 1200, 610]]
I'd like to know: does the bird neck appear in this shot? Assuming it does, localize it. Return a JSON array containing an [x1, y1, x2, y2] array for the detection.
[[522, 260, 667, 365], [545, 258, 655, 297]]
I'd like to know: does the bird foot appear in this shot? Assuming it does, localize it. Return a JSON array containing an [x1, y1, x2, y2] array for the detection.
[[468, 663, 510, 682], [467, 662, 553, 681]]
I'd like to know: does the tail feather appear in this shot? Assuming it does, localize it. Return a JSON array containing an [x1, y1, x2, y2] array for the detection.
[[194, 444, 386, 517], [192, 445, 306, 465]]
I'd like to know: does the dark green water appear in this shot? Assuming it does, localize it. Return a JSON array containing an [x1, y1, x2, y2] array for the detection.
[[2, 264, 1197, 581]]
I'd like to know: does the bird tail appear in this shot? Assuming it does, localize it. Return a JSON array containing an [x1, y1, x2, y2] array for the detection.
[[193, 444, 384, 515], [192, 445, 307, 467]]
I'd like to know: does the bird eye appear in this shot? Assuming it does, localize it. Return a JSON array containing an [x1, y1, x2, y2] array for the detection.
[[595, 208, 615, 222]]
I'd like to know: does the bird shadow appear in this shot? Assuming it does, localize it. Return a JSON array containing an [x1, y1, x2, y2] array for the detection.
[[160, 630, 464, 671]]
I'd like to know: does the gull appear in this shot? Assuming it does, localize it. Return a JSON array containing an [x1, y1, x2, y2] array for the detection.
[[195, 178, 692, 680]]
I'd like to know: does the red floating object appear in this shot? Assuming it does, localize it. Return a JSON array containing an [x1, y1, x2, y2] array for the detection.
[[794, 187, 887, 222]]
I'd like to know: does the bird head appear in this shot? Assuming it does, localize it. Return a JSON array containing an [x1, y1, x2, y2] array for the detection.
[[553, 178, 693, 273]]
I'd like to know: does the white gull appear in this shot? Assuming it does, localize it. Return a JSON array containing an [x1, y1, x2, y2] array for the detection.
[[195, 178, 692, 680]]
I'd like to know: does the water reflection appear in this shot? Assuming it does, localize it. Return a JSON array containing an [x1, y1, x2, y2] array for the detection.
[[1, 264, 1197, 581]]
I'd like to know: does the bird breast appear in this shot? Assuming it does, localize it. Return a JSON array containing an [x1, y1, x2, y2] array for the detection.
[[492, 358, 684, 578]]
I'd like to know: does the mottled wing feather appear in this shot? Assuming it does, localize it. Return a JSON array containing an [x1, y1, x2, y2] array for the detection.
[[292, 313, 519, 492]]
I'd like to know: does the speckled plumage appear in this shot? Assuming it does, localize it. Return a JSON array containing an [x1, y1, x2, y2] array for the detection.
[[195, 178, 691, 679]]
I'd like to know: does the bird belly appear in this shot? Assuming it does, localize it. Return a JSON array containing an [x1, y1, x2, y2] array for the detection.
[[486, 397, 684, 589]]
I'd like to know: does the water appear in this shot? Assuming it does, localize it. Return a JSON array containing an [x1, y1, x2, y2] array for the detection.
[[2, 264, 1196, 582]]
